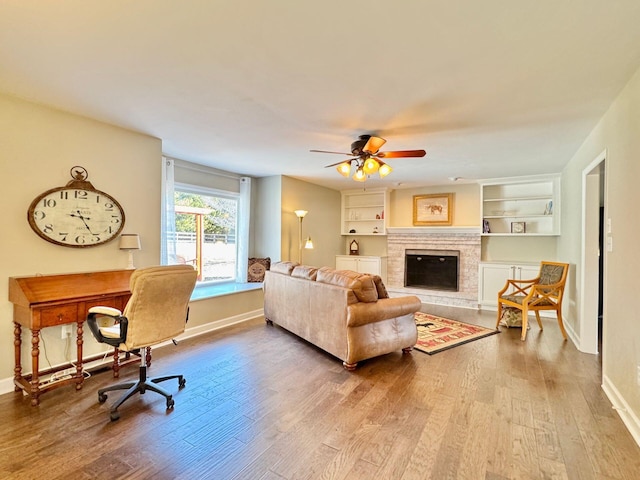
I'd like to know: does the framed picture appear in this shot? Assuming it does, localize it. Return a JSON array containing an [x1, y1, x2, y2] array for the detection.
[[511, 221, 526, 234], [413, 193, 453, 226]]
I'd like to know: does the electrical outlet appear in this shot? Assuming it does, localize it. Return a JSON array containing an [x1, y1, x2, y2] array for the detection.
[[61, 324, 73, 339]]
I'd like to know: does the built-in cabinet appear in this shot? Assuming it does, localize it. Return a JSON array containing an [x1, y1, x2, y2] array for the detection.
[[480, 175, 560, 236], [341, 188, 389, 235], [478, 262, 540, 308], [335, 255, 387, 282]]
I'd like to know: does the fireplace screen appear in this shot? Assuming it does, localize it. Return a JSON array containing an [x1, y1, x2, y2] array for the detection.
[[404, 249, 459, 291]]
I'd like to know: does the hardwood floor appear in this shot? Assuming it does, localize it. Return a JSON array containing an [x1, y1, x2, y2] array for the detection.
[[1, 305, 639, 479]]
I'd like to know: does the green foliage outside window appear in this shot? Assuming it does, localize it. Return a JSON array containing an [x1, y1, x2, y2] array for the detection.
[[174, 192, 236, 235]]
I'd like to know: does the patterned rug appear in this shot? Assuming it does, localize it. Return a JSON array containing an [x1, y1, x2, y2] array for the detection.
[[414, 312, 499, 355]]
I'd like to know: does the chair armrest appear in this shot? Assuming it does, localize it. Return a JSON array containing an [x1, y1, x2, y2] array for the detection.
[[88, 306, 122, 317], [87, 307, 128, 348], [498, 278, 537, 297]]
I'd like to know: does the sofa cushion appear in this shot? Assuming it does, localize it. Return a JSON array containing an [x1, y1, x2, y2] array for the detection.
[[292, 265, 318, 280], [316, 267, 378, 303], [270, 261, 299, 275], [372, 275, 389, 299]]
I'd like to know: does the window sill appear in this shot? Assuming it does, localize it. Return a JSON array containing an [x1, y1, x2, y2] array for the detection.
[[190, 282, 263, 301]]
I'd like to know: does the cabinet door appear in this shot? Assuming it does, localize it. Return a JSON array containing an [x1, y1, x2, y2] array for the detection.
[[356, 258, 381, 276], [336, 256, 358, 271], [516, 265, 540, 281], [479, 264, 511, 306]]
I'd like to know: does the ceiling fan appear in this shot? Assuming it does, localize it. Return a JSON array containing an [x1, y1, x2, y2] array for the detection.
[[310, 135, 426, 182]]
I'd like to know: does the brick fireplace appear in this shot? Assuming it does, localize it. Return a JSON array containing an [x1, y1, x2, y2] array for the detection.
[[386, 227, 481, 308]]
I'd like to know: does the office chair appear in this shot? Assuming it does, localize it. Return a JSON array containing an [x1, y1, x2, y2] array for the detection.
[[496, 261, 569, 341], [87, 265, 197, 421]]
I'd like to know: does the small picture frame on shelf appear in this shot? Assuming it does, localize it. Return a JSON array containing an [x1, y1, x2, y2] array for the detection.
[[511, 221, 526, 234]]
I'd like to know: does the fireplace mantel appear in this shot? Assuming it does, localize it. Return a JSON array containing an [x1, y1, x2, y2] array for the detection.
[[386, 227, 481, 235]]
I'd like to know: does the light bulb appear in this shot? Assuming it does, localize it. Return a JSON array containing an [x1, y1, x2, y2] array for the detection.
[[352, 168, 366, 182], [362, 158, 380, 175], [336, 162, 351, 177]]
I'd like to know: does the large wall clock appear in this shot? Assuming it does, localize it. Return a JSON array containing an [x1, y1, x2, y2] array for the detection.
[[27, 166, 125, 248]]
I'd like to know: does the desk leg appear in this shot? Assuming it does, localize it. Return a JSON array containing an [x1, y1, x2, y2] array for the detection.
[[75, 320, 84, 390], [30, 329, 40, 406], [13, 322, 22, 392]]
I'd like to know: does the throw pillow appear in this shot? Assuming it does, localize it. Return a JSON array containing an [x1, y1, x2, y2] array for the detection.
[[372, 275, 389, 299], [248, 257, 271, 282]]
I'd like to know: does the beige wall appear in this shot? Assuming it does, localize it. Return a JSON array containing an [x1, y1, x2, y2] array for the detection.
[[390, 183, 481, 227], [0, 94, 263, 389], [559, 64, 640, 431], [281, 176, 342, 268], [389, 184, 556, 263]]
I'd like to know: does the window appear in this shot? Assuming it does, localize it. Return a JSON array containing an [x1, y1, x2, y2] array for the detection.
[[173, 186, 239, 283], [162, 158, 251, 284]]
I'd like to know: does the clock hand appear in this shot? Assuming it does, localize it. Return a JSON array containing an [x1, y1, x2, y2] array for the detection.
[[69, 211, 97, 235]]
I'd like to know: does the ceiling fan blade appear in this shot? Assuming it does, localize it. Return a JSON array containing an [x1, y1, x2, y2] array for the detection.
[[310, 149, 354, 156], [376, 149, 426, 158], [324, 159, 354, 168], [362, 135, 386, 154]]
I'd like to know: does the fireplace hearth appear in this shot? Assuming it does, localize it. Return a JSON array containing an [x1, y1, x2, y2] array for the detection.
[[405, 249, 459, 291]]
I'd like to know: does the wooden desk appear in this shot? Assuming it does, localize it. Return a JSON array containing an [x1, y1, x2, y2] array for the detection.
[[9, 269, 132, 405]]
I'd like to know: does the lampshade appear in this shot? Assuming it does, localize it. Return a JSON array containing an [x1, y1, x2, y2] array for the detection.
[[336, 162, 351, 177], [294, 210, 308, 219], [304, 236, 314, 249], [352, 167, 366, 182], [362, 158, 380, 175], [119, 233, 141, 250], [378, 162, 393, 178]]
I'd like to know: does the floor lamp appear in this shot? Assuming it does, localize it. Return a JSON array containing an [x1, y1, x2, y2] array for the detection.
[[295, 210, 313, 263]]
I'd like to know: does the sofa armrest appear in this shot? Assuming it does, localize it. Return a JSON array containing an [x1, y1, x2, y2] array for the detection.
[[346, 296, 421, 327]]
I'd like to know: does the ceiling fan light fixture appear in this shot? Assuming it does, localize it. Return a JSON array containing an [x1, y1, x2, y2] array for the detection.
[[336, 162, 351, 177], [362, 158, 380, 175], [378, 162, 392, 178], [353, 167, 367, 182]]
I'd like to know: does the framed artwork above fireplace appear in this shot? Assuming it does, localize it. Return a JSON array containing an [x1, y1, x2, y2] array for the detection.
[[413, 193, 453, 226]]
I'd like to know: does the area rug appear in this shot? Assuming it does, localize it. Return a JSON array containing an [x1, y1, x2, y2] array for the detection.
[[414, 312, 499, 355]]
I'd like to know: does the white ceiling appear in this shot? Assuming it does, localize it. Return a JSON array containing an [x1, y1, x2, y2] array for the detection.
[[2, 1, 640, 190]]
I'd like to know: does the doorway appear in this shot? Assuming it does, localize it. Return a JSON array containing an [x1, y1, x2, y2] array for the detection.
[[580, 150, 606, 355]]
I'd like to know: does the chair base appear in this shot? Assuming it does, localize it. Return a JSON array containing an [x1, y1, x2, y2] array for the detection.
[[97, 365, 185, 421]]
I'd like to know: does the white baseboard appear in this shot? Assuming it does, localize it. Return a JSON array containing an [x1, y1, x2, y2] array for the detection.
[[0, 309, 264, 396], [602, 374, 640, 448]]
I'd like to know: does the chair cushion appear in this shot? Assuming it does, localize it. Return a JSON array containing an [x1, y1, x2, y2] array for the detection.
[[501, 294, 553, 306], [539, 264, 564, 285]]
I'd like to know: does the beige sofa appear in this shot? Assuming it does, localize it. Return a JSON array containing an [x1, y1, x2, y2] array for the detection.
[[263, 261, 421, 370]]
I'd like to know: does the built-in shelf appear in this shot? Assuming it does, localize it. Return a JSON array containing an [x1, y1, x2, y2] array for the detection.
[[341, 188, 389, 235], [480, 174, 560, 236]]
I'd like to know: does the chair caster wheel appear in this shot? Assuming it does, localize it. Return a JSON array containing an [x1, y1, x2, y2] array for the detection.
[[179, 378, 186, 389], [98, 393, 108, 403], [110, 411, 120, 422], [166, 398, 175, 409]]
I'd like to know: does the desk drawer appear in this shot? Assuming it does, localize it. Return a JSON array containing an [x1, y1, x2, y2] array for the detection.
[[39, 304, 78, 327]]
